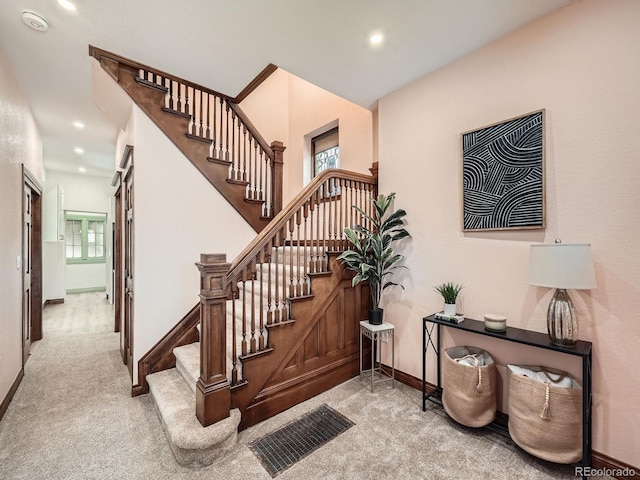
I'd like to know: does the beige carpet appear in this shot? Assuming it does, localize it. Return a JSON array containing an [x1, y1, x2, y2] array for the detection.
[[0, 293, 611, 479]]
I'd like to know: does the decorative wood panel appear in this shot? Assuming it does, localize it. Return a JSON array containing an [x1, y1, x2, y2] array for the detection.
[[232, 254, 370, 430]]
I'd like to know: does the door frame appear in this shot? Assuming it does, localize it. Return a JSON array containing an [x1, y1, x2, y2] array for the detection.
[[115, 145, 134, 377], [112, 173, 122, 336], [22, 165, 43, 365]]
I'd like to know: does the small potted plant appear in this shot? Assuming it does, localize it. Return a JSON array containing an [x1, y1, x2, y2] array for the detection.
[[337, 192, 410, 324], [434, 282, 463, 316]]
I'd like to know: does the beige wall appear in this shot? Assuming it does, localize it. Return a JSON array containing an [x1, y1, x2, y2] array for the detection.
[[0, 45, 44, 405], [378, 0, 640, 467], [241, 68, 374, 205]]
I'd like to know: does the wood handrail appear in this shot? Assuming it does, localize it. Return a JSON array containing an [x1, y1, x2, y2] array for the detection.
[[226, 169, 376, 282], [196, 167, 376, 423], [89, 45, 235, 102]]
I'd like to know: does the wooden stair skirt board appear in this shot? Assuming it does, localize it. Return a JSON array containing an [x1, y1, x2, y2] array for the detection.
[[231, 254, 372, 430]]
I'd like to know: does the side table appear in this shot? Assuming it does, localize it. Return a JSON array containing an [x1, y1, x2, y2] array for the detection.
[[359, 321, 395, 392]]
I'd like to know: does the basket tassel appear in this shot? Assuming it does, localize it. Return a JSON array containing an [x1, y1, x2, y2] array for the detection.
[[539, 383, 551, 419], [475, 368, 484, 395]]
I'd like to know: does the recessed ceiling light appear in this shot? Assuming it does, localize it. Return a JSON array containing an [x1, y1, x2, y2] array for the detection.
[[57, 0, 77, 11], [22, 11, 48, 32], [369, 33, 384, 46], [73, 121, 85, 130], [74, 147, 84, 155], [78, 166, 86, 173]]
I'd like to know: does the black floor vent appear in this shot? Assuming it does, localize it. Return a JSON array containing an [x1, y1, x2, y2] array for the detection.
[[249, 403, 354, 477]]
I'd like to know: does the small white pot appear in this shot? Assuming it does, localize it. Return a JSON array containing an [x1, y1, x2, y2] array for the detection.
[[443, 303, 456, 316]]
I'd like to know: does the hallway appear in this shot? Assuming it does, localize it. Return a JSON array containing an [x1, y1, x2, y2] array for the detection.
[[0, 293, 606, 480]]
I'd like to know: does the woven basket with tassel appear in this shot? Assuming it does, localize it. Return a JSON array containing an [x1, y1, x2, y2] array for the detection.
[[442, 346, 497, 428], [507, 366, 583, 463]]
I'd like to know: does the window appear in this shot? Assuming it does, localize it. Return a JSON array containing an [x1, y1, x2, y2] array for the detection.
[[65, 212, 107, 264], [312, 127, 339, 177]]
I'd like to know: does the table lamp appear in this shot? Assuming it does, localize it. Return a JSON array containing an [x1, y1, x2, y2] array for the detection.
[[528, 240, 596, 347]]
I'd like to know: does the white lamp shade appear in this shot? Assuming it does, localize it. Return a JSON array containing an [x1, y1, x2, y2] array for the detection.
[[528, 243, 597, 290]]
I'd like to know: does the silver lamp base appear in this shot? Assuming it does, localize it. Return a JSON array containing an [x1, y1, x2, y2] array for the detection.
[[547, 288, 578, 347]]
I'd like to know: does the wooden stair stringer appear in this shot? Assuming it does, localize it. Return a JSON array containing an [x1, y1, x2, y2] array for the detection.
[[232, 253, 370, 430], [105, 62, 270, 233]]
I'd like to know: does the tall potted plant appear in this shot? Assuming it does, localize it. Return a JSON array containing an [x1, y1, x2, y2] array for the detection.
[[337, 192, 410, 324]]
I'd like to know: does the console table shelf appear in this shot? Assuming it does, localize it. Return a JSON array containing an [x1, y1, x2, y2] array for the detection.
[[422, 314, 592, 472]]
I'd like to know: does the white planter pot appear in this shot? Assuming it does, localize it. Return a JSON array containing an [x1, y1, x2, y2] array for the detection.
[[444, 303, 457, 316]]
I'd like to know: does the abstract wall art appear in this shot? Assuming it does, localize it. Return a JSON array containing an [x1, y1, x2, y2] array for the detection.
[[462, 110, 545, 231]]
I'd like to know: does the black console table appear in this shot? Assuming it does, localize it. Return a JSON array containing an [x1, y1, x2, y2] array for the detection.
[[422, 314, 592, 471]]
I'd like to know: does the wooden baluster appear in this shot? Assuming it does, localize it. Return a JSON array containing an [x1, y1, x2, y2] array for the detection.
[[166, 78, 173, 110], [241, 277, 247, 356], [335, 178, 341, 250], [327, 179, 334, 252], [198, 90, 204, 137], [320, 189, 326, 271], [231, 111, 242, 180], [264, 154, 271, 217], [252, 142, 259, 200], [258, 246, 265, 350], [230, 282, 238, 385], [235, 117, 241, 181], [225, 103, 230, 161], [266, 241, 273, 325], [295, 210, 302, 297], [249, 263, 256, 353], [242, 135, 253, 182], [246, 139, 252, 199], [348, 180, 354, 249], [338, 178, 344, 250], [302, 202, 309, 295], [258, 149, 264, 201], [315, 191, 322, 272], [288, 219, 295, 298], [211, 96, 218, 158], [229, 110, 236, 179], [233, 125, 247, 180], [273, 230, 280, 323], [185, 87, 193, 135], [205, 93, 211, 139], [218, 97, 224, 160], [242, 126, 248, 181], [175, 81, 182, 113], [238, 118, 242, 183], [309, 192, 319, 273]]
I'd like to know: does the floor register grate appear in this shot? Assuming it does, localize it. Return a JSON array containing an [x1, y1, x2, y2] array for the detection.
[[248, 403, 354, 477]]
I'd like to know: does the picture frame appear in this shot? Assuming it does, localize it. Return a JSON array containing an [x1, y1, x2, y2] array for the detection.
[[461, 109, 545, 231]]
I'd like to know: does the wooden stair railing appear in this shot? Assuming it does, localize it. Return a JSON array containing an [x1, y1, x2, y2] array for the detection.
[[89, 45, 284, 231], [196, 169, 377, 426]]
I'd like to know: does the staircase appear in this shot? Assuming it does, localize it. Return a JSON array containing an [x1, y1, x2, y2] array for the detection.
[[145, 245, 319, 466], [90, 47, 378, 467]]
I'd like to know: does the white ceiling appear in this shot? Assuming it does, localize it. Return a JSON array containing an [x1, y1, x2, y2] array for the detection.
[[0, 0, 572, 178]]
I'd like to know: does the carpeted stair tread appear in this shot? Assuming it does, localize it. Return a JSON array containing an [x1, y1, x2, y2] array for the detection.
[[146, 369, 240, 467], [174, 342, 200, 393]]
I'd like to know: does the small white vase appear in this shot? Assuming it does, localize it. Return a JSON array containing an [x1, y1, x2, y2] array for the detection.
[[443, 303, 456, 316]]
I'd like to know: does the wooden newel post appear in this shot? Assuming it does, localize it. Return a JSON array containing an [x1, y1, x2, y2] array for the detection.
[[195, 253, 231, 427], [270, 141, 286, 216]]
